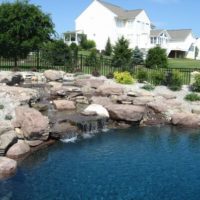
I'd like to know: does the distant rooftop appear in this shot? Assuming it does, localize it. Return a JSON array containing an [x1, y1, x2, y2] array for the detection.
[[97, 0, 143, 19], [150, 29, 165, 37], [167, 29, 192, 41]]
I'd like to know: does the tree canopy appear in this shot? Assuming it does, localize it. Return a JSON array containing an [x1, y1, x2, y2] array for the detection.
[[146, 46, 168, 68], [132, 46, 144, 66], [0, 0, 54, 67], [104, 37, 112, 56]]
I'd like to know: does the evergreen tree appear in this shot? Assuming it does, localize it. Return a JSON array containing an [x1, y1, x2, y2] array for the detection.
[[146, 46, 168, 68], [132, 46, 144, 66], [112, 36, 133, 69], [195, 46, 199, 60], [104, 38, 112, 56]]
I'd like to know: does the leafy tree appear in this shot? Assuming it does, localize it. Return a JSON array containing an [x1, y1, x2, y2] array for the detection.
[[146, 46, 168, 68], [132, 46, 144, 66], [195, 46, 199, 60], [112, 36, 133, 69], [85, 48, 100, 68], [0, 0, 54, 68], [104, 38, 112, 56], [41, 39, 71, 66]]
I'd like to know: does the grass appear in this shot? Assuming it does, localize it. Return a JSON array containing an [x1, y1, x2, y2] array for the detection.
[[168, 58, 200, 68], [185, 93, 200, 101]]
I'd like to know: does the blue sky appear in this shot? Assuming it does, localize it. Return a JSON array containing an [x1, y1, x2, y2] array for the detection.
[[1, 0, 200, 37]]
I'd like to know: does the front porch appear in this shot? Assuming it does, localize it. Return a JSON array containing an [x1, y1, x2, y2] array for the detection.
[[168, 50, 186, 58]]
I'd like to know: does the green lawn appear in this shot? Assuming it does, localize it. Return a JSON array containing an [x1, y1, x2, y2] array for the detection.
[[168, 58, 200, 68]]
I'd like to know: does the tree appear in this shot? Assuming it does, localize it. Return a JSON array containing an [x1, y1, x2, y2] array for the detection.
[[0, 0, 54, 68], [104, 38, 112, 56], [146, 46, 168, 68], [112, 36, 133, 69], [41, 39, 71, 66], [195, 46, 199, 60], [79, 34, 96, 50], [132, 46, 144, 66]]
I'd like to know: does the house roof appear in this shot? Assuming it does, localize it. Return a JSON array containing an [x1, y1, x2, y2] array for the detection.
[[150, 29, 165, 37], [167, 29, 192, 41], [97, 0, 143, 19]]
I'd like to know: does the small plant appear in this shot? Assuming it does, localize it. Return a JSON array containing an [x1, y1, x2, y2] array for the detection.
[[167, 70, 183, 91], [150, 70, 165, 85], [191, 74, 200, 92], [0, 104, 4, 109], [136, 68, 148, 83], [142, 84, 155, 91], [5, 114, 13, 120], [114, 71, 134, 84], [185, 93, 200, 101], [92, 69, 100, 77], [106, 72, 114, 79]]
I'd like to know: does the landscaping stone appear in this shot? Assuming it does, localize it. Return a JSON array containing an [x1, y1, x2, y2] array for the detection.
[[97, 83, 124, 96], [6, 140, 30, 159], [12, 106, 50, 142], [84, 104, 109, 118], [53, 100, 76, 110], [0, 156, 17, 180], [44, 70, 63, 81], [106, 104, 145, 122], [0, 131, 17, 156]]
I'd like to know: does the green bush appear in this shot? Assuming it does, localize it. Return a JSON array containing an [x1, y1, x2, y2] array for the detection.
[[114, 71, 134, 84], [0, 104, 4, 109], [146, 46, 168, 68], [5, 115, 12, 120], [167, 70, 183, 91], [191, 74, 200, 92], [136, 68, 148, 83], [142, 84, 155, 91], [150, 70, 165, 85], [106, 72, 114, 79], [185, 93, 200, 101]]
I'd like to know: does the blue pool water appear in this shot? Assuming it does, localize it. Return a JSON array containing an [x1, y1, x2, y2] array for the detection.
[[1, 126, 200, 200]]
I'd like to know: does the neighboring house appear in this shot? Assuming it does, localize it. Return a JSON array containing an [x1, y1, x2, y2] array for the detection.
[[196, 38, 200, 60], [167, 29, 196, 59], [65, 0, 199, 59], [75, 0, 151, 50]]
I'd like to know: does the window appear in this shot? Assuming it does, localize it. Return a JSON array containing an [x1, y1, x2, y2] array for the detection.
[[116, 19, 124, 27]]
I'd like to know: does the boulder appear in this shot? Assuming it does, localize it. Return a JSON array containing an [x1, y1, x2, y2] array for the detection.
[[6, 74, 24, 86], [6, 140, 30, 159], [106, 104, 145, 122], [0, 131, 17, 156], [53, 100, 76, 110], [84, 104, 109, 118], [97, 84, 124, 96], [171, 112, 200, 128], [132, 96, 154, 106], [25, 140, 43, 147], [12, 106, 49, 142], [44, 70, 63, 81], [0, 157, 17, 180], [91, 96, 112, 107], [50, 122, 79, 139]]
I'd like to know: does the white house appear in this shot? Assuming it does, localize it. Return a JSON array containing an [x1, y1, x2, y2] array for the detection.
[[65, 0, 199, 60], [75, 0, 151, 50]]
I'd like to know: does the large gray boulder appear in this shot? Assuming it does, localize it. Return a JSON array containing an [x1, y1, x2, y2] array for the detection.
[[6, 140, 30, 159], [0, 130, 17, 156], [44, 70, 63, 81], [12, 106, 50, 143], [106, 104, 145, 122], [83, 104, 109, 118], [0, 156, 17, 180]]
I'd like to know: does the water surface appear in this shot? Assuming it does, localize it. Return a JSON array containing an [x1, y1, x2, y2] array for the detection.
[[1, 126, 200, 200]]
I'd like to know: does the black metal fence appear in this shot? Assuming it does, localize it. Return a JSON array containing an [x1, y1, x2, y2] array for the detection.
[[0, 53, 200, 85]]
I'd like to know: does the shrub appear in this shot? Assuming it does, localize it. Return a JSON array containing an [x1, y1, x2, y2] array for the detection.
[[166, 70, 183, 91], [92, 69, 100, 77], [146, 46, 168, 68], [85, 49, 100, 67], [106, 72, 114, 79], [150, 70, 165, 85], [0, 104, 4, 109], [114, 71, 134, 84], [185, 93, 200, 101], [191, 74, 200, 92], [5, 114, 12, 120], [132, 47, 144, 66], [142, 84, 155, 91], [136, 68, 148, 83]]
